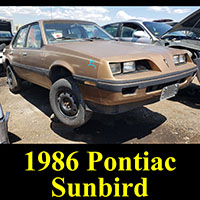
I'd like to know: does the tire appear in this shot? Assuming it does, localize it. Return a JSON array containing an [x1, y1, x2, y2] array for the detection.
[[6, 65, 22, 93], [0, 65, 3, 73], [49, 78, 92, 128]]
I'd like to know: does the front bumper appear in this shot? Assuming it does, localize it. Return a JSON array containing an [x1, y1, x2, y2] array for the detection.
[[74, 66, 197, 114], [74, 67, 197, 93]]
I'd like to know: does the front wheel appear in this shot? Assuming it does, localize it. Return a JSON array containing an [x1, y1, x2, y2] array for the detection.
[[49, 78, 92, 128]]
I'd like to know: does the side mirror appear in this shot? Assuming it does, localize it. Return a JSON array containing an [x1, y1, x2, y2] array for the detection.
[[134, 31, 150, 38]]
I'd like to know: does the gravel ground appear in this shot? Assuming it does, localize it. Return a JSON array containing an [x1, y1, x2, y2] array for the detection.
[[0, 73, 200, 144]]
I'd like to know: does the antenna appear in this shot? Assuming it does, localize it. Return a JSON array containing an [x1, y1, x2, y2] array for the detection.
[[50, 6, 53, 19]]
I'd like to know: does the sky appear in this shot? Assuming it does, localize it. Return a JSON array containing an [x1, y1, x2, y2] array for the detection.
[[0, 6, 199, 27]]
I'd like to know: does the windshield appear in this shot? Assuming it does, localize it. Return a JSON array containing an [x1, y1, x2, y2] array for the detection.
[[143, 22, 186, 38], [43, 22, 112, 43], [0, 31, 12, 38]]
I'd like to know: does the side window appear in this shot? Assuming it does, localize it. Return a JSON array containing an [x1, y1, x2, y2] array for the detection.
[[12, 27, 28, 48], [121, 23, 143, 38], [103, 24, 119, 37], [121, 26, 135, 37], [26, 24, 42, 49]]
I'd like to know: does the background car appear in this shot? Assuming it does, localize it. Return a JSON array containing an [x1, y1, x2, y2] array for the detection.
[[0, 19, 13, 74], [102, 9, 200, 62], [102, 19, 192, 45]]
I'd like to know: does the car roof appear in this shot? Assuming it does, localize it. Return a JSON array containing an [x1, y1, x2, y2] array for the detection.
[[127, 19, 145, 23], [103, 20, 149, 27], [21, 19, 95, 27], [40, 19, 95, 24], [103, 20, 169, 27]]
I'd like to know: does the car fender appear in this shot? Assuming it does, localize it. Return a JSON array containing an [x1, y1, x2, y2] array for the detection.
[[49, 60, 75, 74]]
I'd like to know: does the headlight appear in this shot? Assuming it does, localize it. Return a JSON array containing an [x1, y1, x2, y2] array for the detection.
[[179, 54, 186, 63], [173, 55, 179, 65], [109, 63, 121, 75], [109, 61, 149, 75], [123, 62, 136, 73], [173, 54, 186, 65]]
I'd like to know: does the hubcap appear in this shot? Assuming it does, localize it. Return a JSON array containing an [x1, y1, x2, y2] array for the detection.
[[57, 90, 78, 117]]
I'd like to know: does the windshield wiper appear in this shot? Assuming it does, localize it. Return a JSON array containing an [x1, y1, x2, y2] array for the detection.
[[82, 37, 114, 42], [50, 36, 79, 41], [91, 37, 105, 40], [88, 37, 105, 40], [82, 37, 106, 42], [91, 37, 117, 41]]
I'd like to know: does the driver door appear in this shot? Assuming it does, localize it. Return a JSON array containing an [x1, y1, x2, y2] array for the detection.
[[21, 23, 51, 88]]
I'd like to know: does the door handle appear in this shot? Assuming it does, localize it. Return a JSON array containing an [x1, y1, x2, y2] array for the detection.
[[22, 52, 27, 56]]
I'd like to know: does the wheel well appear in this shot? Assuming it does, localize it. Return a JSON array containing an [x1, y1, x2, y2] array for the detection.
[[49, 66, 73, 83], [4, 59, 14, 71]]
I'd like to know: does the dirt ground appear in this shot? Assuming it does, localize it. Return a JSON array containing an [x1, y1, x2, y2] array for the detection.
[[0, 72, 200, 144]]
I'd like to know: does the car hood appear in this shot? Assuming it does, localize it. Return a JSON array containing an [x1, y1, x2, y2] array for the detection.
[[52, 40, 178, 61], [161, 8, 200, 38]]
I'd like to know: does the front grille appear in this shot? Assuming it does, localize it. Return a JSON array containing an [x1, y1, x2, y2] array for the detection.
[[122, 86, 138, 95], [146, 78, 187, 93]]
